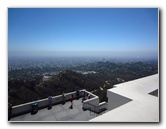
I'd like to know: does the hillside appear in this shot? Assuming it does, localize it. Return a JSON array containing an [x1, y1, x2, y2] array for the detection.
[[8, 61, 158, 106], [8, 70, 102, 106]]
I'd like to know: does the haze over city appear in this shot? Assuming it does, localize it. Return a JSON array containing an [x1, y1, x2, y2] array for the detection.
[[8, 8, 158, 59]]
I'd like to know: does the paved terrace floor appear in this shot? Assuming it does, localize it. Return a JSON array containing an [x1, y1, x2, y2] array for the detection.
[[10, 98, 98, 122]]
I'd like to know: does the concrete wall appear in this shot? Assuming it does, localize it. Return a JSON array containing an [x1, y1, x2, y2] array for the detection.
[[82, 91, 108, 113], [10, 89, 108, 117], [107, 90, 132, 110], [11, 90, 84, 117], [98, 102, 108, 111]]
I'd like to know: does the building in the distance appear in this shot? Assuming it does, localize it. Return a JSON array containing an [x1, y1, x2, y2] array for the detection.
[[43, 75, 52, 81]]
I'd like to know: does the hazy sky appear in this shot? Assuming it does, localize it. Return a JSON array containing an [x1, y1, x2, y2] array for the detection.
[[8, 8, 158, 58]]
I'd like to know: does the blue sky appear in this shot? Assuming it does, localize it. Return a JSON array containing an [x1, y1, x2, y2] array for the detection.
[[8, 8, 158, 58]]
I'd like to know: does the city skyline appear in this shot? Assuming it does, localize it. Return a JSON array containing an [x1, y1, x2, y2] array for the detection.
[[8, 8, 158, 59]]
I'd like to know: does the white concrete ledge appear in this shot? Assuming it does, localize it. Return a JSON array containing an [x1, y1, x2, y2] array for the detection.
[[82, 91, 108, 114], [90, 74, 159, 122]]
